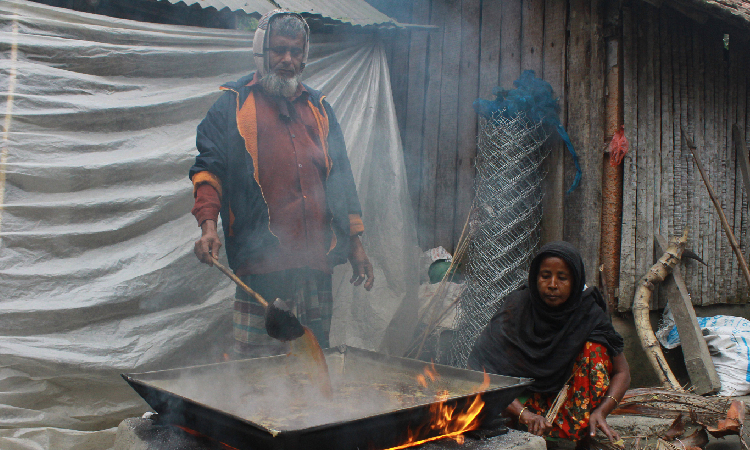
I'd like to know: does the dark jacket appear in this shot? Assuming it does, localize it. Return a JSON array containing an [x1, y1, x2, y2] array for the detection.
[[189, 73, 362, 271]]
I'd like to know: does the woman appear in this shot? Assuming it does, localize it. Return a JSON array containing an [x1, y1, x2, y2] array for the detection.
[[468, 241, 630, 445]]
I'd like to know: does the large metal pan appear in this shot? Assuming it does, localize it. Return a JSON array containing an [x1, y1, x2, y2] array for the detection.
[[122, 345, 531, 450]]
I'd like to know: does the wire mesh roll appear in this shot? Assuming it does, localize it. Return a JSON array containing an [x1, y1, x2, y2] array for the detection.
[[447, 111, 550, 368]]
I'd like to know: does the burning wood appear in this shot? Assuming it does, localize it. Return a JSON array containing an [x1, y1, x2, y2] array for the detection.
[[384, 367, 491, 449]]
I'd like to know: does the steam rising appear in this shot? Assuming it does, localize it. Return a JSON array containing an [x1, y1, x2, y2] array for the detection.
[[142, 351, 490, 432]]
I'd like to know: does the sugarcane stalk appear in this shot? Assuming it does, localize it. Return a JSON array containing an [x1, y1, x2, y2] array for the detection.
[[632, 229, 688, 390]]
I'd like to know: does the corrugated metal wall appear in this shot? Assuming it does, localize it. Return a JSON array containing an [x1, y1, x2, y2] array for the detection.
[[618, 1, 750, 309]]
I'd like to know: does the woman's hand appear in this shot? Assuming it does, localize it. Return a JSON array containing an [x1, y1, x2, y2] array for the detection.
[[520, 409, 552, 436], [588, 409, 620, 443], [589, 352, 630, 444]]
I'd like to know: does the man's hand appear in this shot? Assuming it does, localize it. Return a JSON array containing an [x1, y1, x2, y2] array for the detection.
[[348, 235, 374, 291], [195, 220, 222, 266]]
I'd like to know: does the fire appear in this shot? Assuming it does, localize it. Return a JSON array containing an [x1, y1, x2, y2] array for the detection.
[[385, 369, 491, 449]]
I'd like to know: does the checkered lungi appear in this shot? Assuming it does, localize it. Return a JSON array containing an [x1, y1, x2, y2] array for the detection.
[[233, 268, 333, 357]]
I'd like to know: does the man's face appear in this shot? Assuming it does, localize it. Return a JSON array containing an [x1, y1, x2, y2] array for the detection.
[[267, 31, 305, 79]]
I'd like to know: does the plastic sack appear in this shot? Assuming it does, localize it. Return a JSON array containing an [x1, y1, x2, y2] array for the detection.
[[657, 312, 750, 396]]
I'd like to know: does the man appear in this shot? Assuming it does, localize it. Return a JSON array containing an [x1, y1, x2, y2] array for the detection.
[[189, 10, 374, 357]]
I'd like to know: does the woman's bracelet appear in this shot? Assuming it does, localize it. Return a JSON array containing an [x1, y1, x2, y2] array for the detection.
[[605, 395, 620, 406], [518, 406, 528, 421]]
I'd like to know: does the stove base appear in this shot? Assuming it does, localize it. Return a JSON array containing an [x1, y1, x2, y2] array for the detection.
[[113, 417, 546, 450]]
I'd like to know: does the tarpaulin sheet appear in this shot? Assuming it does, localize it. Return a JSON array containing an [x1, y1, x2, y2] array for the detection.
[[0, 1, 419, 448]]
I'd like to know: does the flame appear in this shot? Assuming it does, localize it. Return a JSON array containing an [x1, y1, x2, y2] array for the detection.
[[386, 368, 491, 449], [416, 374, 428, 388], [222, 353, 231, 362]]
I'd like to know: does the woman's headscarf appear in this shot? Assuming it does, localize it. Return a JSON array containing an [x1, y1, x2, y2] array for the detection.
[[252, 10, 310, 78], [467, 241, 624, 393]]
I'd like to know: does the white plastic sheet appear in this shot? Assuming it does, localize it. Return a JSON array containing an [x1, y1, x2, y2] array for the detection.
[[0, 1, 419, 448]]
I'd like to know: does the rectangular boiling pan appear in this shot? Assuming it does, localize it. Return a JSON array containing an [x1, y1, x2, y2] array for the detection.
[[122, 345, 531, 450]]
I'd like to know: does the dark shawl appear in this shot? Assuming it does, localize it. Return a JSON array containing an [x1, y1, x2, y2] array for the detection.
[[467, 241, 624, 394]]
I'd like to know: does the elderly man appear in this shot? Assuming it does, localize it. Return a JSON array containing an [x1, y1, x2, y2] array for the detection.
[[189, 10, 374, 357]]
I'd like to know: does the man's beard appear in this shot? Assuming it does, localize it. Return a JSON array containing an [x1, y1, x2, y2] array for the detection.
[[260, 71, 300, 98]]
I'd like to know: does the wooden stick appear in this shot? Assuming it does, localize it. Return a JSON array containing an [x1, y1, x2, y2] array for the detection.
[[211, 257, 268, 308], [682, 126, 750, 290], [545, 382, 569, 424], [632, 229, 688, 390]]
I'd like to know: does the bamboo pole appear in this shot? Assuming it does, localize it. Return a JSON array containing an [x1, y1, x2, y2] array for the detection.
[[682, 126, 750, 290], [632, 230, 688, 390]]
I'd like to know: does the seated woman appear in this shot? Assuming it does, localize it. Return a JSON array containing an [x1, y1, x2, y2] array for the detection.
[[468, 241, 630, 446]]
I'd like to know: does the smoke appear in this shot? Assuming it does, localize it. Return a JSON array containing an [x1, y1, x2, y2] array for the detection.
[[139, 350, 487, 433]]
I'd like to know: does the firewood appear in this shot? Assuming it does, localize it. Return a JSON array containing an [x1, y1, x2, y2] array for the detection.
[[632, 230, 688, 389]]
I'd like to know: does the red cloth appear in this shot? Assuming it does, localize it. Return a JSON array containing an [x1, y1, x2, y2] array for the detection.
[[609, 125, 629, 167], [193, 75, 332, 275], [524, 342, 614, 441]]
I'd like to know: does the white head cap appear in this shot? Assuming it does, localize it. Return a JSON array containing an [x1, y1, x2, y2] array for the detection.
[[252, 10, 310, 78]]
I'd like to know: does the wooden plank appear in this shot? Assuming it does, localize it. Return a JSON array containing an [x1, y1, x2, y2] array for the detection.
[[680, 19, 699, 305], [728, 41, 744, 303], [718, 30, 730, 303], [743, 52, 750, 297], [634, 2, 655, 307], [434, 0, 462, 251], [689, 24, 705, 303], [587, 0, 606, 285], [656, 234, 721, 395], [656, 9, 673, 309], [659, 11, 675, 243], [478, 0, 502, 99], [521, 0, 544, 75], [454, 0, 481, 246], [403, 0, 430, 235], [660, 10, 673, 247], [734, 123, 750, 293], [540, 0, 566, 244], [651, 11, 661, 303], [563, 0, 605, 285], [671, 12, 686, 242], [500, 0, 522, 89], [702, 26, 715, 304], [728, 35, 739, 298], [734, 124, 750, 203], [417, 0, 446, 250], [619, 2, 638, 310], [684, 131, 750, 297], [736, 43, 749, 298]]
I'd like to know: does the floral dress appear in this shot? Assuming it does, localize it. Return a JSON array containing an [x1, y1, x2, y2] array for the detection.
[[523, 341, 613, 440]]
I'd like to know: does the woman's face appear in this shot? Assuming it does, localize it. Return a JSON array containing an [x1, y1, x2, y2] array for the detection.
[[536, 256, 573, 308]]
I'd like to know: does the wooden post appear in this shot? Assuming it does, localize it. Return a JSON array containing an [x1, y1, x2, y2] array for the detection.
[[656, 235, 720, 395]]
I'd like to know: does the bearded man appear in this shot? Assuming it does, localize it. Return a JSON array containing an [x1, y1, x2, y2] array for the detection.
[[189, 10, 374, 357]]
